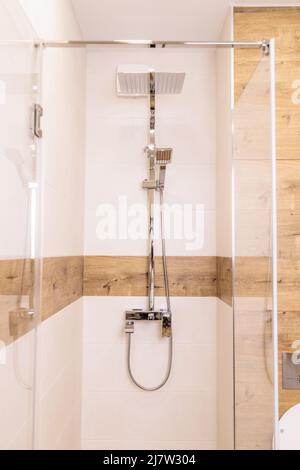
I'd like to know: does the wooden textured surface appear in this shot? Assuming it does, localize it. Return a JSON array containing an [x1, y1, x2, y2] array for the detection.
[[0, 259, 33, 296], [276, 149, 300, 416], [235, 7, 300, 160], [0, 257, 84, 345], [0, 295, 34, 346], [216, 257, 232, 306], [217, 256, 272, 305], [0, 259, 35, 345], [84, 256, 217, 297], [234, 5, 300, 427], [278, 309, 300, 416], [234, 298, 274, 450], [41, 257, 84, 321], [235, 257, 272, 298]]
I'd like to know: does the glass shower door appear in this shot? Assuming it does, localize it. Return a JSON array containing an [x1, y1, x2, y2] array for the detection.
[[0, 42, 41, 450], [233, 43, 278, 450]]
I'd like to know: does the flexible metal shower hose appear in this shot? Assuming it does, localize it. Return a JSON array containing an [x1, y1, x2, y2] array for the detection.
[[127, 188, 173, 391]]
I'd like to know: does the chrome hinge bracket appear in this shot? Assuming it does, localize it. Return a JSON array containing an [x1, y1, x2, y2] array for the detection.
[[261, 40, 270, 56], [32, 104, 43, 139]]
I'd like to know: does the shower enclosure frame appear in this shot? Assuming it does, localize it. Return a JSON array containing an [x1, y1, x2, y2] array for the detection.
[[0, 37, 278, 450]]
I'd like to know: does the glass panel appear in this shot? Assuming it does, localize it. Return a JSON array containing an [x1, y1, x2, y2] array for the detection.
[[233, 53, 278, 450], [216, 45, 235, 450], [0, 42, 41, 450]]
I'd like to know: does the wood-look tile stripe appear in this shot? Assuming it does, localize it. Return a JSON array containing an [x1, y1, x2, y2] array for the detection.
[[83, 256, 217, 297]]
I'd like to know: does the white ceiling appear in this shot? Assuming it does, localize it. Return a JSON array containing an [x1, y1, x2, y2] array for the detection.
[[71, 0, 233, 41]]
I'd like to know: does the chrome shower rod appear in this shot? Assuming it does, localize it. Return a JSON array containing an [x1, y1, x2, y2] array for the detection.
[[41, 39, 269, 49]]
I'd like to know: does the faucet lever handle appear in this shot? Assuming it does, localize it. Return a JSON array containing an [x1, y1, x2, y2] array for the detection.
[[162, 311, 172, 338]]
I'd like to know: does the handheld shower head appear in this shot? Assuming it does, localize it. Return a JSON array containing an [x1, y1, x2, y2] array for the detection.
[[156, 148, 173, 189], [156, 148, 173, 166]]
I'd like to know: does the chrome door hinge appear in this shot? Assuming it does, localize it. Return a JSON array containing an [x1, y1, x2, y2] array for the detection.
[[32, 104, 43, 139]]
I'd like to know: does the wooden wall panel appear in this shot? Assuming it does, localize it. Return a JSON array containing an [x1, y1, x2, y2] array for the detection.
[[0, 259, 34, 346], [216, 257, 232, 306], [84, 256, 217, 297], [0, 295, 34, 347], [279, 309, 300, 416], [0, 257, 84, 345], [0, 255, 218, 345], [235, 7, 300, 160], [41, 257, 84, 321], [0, 259, 33, 297], [235, 257, 271, 299], [234, 5, 300, 423], [234, 297, 274, 450]]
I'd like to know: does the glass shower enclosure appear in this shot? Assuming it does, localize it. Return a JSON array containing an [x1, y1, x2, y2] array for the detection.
[[233, 42, 278, 450], [0, 41, 41, 450], [0, 38, 278, 450]]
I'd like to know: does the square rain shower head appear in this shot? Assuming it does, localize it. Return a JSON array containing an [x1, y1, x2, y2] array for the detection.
[[117, 65, 185, 96]]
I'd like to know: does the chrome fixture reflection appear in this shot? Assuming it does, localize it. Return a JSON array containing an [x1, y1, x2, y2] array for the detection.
[[119, 67, 185, 391]]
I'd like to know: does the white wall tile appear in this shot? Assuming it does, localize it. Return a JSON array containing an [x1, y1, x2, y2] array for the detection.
[[156, 117, 216, 165], [216, 299, 234, 450], [83, 297, 217, 345], [0, 330, 35, 450], [86, 116, 215, 167], [86, 117, 148, 166], [82, 439, 216, 450], [41, 183, 84, 258], [84, 48, 217, 257], [31, 1, 86, 259], [8, 420, 33, 450], [82, 296, 217, 447], [35, 299, 83, 450], [84, 160, 216, 256], [36, 299, 83, 398], [36, 364, 80, 450], [82, 390, 216, 443], [18, 0, 83, 39], [162, 164, 216, 210], [0, 44, 38, 259], [55, 413, 82, 450], [156, 210, 216, 257], [83, 342, 216, 393]]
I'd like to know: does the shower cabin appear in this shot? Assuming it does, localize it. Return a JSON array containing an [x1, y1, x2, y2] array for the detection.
[[0, 14, 279, 451]]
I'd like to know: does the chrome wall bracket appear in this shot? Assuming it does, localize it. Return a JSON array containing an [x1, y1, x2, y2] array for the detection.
[[261, 40, 270, 56], [32, 104, 43, 139], [125, 309, 172, 337], [142, 179, 157, 190]]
